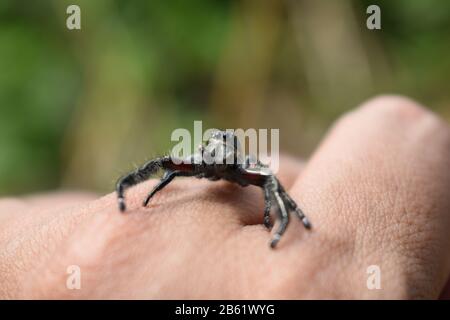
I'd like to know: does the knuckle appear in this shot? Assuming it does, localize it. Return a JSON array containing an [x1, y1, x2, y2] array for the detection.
[[336, 95, 430, 127], [357, 94, 430, 122], [330, 95, 446, 140]]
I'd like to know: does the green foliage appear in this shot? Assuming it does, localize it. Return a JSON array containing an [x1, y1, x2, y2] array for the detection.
[[0, 0, 449, 194]]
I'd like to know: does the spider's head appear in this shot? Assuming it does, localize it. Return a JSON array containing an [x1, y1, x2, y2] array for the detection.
[[203, 130, 242, 165]]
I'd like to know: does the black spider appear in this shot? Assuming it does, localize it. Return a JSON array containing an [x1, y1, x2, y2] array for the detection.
[[116, 130, 311, 248]]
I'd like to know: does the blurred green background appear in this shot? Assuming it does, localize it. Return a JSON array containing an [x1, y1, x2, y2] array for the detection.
[[0, 0, 449, 195]]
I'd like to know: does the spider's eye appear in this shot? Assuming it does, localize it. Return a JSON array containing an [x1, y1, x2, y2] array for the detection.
[[210, 130, 223, 139], [223, 131, 235, 140]]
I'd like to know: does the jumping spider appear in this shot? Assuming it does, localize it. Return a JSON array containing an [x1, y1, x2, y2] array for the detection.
[[116, 130, 311, 248]]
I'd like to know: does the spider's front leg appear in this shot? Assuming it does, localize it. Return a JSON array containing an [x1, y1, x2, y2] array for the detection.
[[279, 187, 311, 229], [270, 190, 290, 248], [142, 170, 195, 207], [264, 176, 311, 248], [264, 177, 290, 248], [242, 156, 273, 229], [116, 156, 195, 212], [263, 187, 273, 229]]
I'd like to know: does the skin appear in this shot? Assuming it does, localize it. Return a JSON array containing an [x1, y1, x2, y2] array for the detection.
[[0, 95, 449, 299]]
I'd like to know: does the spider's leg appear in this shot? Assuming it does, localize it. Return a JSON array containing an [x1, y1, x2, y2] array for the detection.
[[143, 171, 194, 207], [263, 185, 273, 229], [270, 190, 290, 248], [240, 168, 273, 229], [143, 171, 175, 207], [279, 189, 311, 229], [116, 156, 173, 212]]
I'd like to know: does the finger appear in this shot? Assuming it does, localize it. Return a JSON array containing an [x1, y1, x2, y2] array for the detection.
[[277, 95, 450, 298]]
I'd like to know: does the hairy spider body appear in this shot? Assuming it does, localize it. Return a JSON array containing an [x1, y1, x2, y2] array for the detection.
[[116, 130, 311, 248]]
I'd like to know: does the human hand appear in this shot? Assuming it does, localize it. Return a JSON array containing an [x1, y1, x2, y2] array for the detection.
[[1, 95, 449, 299]]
